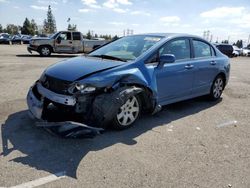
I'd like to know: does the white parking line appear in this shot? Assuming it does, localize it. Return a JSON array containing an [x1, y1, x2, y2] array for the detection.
[[9, 171, 66, 188]]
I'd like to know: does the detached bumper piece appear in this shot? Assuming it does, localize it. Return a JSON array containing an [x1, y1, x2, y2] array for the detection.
[[36, 121, 104, 139], [27, 83, 104, 139]]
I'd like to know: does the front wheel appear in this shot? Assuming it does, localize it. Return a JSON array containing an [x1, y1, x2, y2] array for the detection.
[[112, 95, 141, 130], [39, 46, 51, 57], [209, 76, 224, 100]]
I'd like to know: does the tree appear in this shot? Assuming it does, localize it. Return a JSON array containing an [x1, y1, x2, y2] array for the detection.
[[43, 5, 57, 34], [67, 24, 77, 31], [112, 35, 119, 40], [0, 24, 3, 33], [21, 18, 38, 35], [31, 19, 38, 35], [221, 40, 228, 44], [86, 30, 92, 39], [21, 18, 32, 35], [5, 24, 19, 35], [235, 40, 243, 48]]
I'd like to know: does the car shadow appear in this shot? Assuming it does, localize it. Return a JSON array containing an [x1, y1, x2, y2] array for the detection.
[[1, 97, 221, 179], [16, 54, 79, 58]]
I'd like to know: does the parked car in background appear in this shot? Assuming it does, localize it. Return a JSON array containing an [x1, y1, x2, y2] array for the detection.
[[0, 33, 11, 44], [214, 44, 234, 57], [34, 34, 49, 38], [11, 35, 22, 44], [28, 31, 108, 56], [27, 33, 230, 130], [242, 47, 250, 56], [232, 45, 243, 56], [21, 35, 32, 44], [232, 50, 239, 57]]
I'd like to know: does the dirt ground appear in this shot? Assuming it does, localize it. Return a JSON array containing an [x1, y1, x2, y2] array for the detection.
[[0, 45, 249, 188]]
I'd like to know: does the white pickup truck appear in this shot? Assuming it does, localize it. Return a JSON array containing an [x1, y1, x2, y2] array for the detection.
[[27, 31, 108, 56]]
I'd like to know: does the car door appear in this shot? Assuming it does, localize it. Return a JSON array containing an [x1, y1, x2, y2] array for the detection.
[[154, 38, 196, 104], [191, 39, 219, 95], [55, 32, 73, 52], [72, 32, 83, 53]]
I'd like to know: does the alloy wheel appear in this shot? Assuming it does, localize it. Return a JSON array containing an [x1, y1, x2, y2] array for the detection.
[[41, 47, 50, 56], [213, 77, 224, 98], [116, 96, 140, 126]]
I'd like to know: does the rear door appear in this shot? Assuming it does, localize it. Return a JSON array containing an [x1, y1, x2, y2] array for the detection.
[[55, 32, 73, 52], [191, 39, 218, 95], [72, 32, 83, 53]]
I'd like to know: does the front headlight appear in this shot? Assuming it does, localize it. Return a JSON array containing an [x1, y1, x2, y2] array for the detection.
[[69, 83, 96, 94], [81, 86, 96, 93], [75, 83, 85, 90]]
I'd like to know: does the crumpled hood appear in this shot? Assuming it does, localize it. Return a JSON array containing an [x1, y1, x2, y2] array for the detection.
[[45, 56, 126, 81]]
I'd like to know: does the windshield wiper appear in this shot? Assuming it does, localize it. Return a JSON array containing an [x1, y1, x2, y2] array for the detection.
[[89, 54, 127, 62]]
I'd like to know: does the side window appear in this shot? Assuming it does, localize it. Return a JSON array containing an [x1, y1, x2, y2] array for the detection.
[[66, 32, 71, 40], [73, 32, 81, 40], [58, 33, 66, 40], [58, 32, 71, 40], [159, 39, 191, 61], [193, 40, 212, 58]]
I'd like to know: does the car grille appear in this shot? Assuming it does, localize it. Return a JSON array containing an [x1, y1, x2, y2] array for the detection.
[[41, 75, 72, 95]]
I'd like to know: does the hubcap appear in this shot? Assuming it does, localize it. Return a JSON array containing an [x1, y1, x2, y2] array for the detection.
[[116, 96, 139, 126], [42, 47, 50, 55], [213, 78, 223, 98]]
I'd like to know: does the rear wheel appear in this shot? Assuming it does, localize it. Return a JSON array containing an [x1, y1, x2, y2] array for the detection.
[[39, 46, 51, 57], [112, 95, 141, 130], [209, 75, 224, 100]]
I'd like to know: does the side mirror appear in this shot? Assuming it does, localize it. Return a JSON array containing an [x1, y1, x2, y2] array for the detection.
[[56, 37, 61, 44], [158, 54, 176, 68]]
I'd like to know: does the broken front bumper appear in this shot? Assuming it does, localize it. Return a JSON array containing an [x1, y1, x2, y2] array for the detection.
[[27, 45, 38, 54], [27, 82, 76, 119], [27, 82, 104, 138], [27, 87, 43, 119]]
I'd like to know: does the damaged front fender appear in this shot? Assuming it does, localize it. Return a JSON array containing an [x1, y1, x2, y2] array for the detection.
[[92, 86, 143, 127]]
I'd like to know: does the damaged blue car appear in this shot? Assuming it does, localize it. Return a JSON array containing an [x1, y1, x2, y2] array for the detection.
[[27, 33, 230, 132]]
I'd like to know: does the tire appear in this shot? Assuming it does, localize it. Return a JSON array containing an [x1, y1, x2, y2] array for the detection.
[[112, 95, 141, 130], [39, 46, 51, 57], [209, 75, 224, 100]]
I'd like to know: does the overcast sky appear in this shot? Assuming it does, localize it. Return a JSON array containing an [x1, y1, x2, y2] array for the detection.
[[0, 0, 250, 43]]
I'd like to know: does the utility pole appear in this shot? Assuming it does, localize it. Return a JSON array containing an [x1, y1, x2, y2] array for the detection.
[[206, 30, 210, 41], [210, 34, 213, 42], [203, 31, 206, 39]]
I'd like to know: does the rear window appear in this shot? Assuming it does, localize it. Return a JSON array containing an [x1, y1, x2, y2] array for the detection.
[[72, 32, 81, 40], [217, 45, 233, 50], [193, 40, 212, 58]]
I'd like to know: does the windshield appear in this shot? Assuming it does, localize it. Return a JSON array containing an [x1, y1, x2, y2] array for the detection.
[[50, 32, 60, 39], [89, 35, 163, 61]]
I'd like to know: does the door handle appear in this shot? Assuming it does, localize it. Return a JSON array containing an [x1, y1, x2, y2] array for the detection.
[[185, 64, 194, 69], [210, 61, 216, 65], [69, 41, 72, 44]]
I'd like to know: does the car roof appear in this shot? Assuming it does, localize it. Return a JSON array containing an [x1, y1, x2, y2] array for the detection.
[[132, 33, 204, 39]]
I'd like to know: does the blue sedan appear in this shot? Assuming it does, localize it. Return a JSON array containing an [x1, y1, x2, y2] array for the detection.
[[27, 33, 230, 130]]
